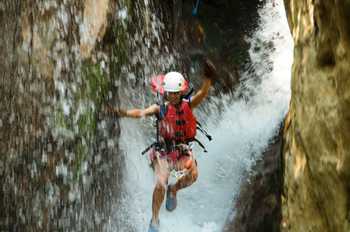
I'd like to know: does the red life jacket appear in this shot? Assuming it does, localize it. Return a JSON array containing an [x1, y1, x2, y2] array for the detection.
[[159, 100, 197, 142]]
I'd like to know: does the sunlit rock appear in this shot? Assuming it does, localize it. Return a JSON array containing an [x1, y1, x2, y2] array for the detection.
[[80, 0, 109, 58], [282, 0, 350, 231]]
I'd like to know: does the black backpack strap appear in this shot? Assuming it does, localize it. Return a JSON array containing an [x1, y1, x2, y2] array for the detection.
[[143, 98, 167, 156], [182, 87, 194, 101], [159, 103, 167, 119], [196, 121, 212, 141], [141, 142, 157, 155], [193, 138, 208, 153]]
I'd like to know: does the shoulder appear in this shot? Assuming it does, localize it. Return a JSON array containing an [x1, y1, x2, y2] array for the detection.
[[181, 99, 191, 107]]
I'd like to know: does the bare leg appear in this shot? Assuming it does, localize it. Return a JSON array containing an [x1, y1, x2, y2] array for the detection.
[[170, 155, 198, 194], [152, 183, 165, 224], [151, 156, 170, 224]]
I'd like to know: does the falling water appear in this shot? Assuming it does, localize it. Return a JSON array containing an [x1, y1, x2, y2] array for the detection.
[[116, 0, 293, 231]]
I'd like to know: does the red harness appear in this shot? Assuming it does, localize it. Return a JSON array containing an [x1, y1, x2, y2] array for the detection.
[[159, 101, 197, 143]]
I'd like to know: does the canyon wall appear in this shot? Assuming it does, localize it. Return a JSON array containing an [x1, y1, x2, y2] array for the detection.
[[282, 1, 350, 231], [0, 1, 171, 230]]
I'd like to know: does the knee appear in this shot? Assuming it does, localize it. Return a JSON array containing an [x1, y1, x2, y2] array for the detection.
[[190, 165, 198, 182], [156, 176, 168, 189], [154, 182, 166, 197]]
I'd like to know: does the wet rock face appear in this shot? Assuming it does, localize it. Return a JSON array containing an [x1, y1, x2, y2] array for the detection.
[[0, 1, 120, 230], [0, 0, 172, 230], [282, 1, 350, 231], [176, 0, 263, 94]]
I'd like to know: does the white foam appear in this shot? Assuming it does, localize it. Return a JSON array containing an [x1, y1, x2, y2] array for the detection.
[[116, 0, 293, 231]]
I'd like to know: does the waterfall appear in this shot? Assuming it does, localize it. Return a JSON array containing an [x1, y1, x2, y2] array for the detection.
[[0, 0, 291, 230], [116, 0, 293, 231]]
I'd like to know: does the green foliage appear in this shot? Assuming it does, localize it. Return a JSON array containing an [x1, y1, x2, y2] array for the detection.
[[77, 108, 96, 137], [82, 62, 109, 106], [73, 140, 87, 181], [69, 61, 109, 179], [55, 108, 67, 129]]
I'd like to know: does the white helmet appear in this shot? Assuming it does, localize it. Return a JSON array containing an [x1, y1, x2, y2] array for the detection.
[[163, 72, 185, 92]]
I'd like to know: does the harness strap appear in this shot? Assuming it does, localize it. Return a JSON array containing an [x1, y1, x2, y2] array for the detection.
[[159, 103, 167, 119], [143, 87, 213, 156], [193, 138, 208, 153], [182, 87, 194, 101], [141, 142, 160, 155], [196, 122, 212, 141], [192, 0, 202, 16], [142, 138, 208, 155]]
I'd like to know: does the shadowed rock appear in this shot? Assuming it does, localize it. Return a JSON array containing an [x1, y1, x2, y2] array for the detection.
[[224, 126, 283, 232]]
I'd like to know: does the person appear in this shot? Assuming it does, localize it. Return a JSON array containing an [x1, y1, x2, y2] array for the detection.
[[109, 59, 217, 232]]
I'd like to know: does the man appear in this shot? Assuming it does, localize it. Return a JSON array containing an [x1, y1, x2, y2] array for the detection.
[[110, 59, 217, 232]]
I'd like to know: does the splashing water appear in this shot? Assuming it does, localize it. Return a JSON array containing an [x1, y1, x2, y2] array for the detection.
[[117, 0, 292, 231]]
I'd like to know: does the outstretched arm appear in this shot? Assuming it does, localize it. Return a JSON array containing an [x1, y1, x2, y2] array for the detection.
[[190, 59, 217, 108], [190, 78, 212, 108], [108, 104, 159, 118]]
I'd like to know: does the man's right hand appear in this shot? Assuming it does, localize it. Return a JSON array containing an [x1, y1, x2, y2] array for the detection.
[[203, 58, 218, 81], [105, 104, 127, 117], [115, 108, 127, 117]]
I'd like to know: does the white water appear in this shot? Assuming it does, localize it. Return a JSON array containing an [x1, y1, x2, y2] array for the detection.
[[116, 0, 293, 231]]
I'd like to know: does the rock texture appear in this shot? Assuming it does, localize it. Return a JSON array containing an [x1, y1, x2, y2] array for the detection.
[[282, 1, 350, 231], [0, 1, 172, 230], [0, 1, 122, 230], [224, 128, 283, 232], [80, 0, 110, 58]]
